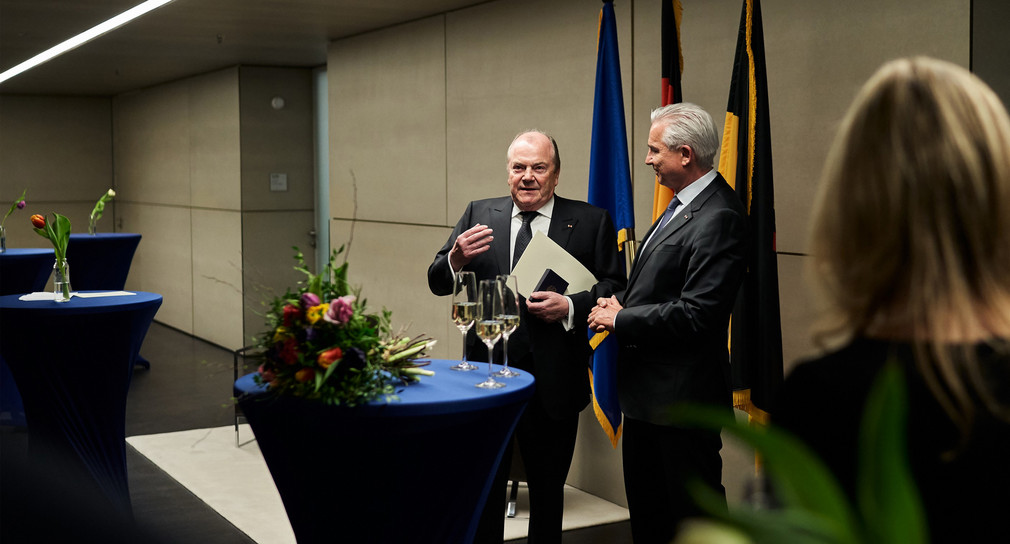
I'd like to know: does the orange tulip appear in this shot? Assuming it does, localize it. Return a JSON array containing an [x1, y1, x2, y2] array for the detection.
[[295, 368, 315, 382], [30, 214, 45, 229], [317, 347, 343, 369]]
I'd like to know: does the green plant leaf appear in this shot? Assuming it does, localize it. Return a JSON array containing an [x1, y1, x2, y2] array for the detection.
[[669, 405, 862, 544], [855, 363, 928, 544], [685, 480, 838, 544]]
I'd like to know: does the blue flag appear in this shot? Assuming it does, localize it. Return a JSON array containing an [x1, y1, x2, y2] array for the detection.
[[587, 0, 634, 448]]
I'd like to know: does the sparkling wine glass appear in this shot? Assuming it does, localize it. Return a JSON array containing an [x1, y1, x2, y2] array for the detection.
[[494, 274, 521, 377], [450, 271, 478, 371], [475, 278, 505, 389]]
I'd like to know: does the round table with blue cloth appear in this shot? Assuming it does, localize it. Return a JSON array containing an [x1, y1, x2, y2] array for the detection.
[[65, 233, 141, 290], [235, 359, 535, 544], [0, 248, 54, 295], [0, 291, 162, 517], [0, 247, 55, 427], [64, 233, 151, 370]]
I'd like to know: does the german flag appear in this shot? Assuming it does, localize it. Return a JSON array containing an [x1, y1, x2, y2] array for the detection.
[[651, 0, 684, 222], [717, 0, 783, 423]]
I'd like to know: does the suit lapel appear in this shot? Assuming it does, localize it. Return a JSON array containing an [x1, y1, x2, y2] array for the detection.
[[628, 212, 691, 287], [489, 198, 512, 275], [547, 196, 577, 249], [627, 178, 726, 287]]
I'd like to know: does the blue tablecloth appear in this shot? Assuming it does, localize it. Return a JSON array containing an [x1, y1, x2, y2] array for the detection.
[[0, 248, 54, 295], [0, 248, 55, 427], [66, 233, 141, 291], [235, 360, 535, 544], [0, 291, 162, 516]]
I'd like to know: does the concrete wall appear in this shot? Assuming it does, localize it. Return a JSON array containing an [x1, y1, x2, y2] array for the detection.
[[0, 96, 113, 247], [112, 66, 314, 350]]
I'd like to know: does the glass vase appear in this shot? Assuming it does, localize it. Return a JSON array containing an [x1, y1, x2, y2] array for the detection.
[[0, 224, 6, 253], [53, 258, 71, 302]]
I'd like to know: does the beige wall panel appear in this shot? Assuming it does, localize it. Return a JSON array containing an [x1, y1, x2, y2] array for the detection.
[[240, 67, 315, 212], [445, 0, 632, 221], [242, 210, 318, 346], [632, 0, 968, 253], [570, 410, 627, 506], [328, 17, 446, 225], [779, 254, 820, 377], [0, 96, 112, 203], [189, 68, 241, 211], [118, 202, 194, 333], [192, 208, 245, 349], [763, 0, 968, 254], [114, 81, 191, 207], [329, 220, 456, 360]]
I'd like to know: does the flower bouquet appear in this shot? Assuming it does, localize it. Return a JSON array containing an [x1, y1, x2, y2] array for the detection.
[[254, 247, 435, 406]]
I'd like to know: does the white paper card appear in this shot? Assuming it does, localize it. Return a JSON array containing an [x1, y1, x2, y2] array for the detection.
[[75, 291, 136, 298], [511, 231, 598, 298], [18, 291, 135, 301], [19, 292, 74, 301]]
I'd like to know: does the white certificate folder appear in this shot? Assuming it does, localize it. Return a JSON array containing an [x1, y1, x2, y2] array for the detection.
[[512, 230, 598, 298]]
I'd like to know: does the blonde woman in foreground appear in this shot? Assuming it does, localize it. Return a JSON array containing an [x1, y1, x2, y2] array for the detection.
[[774, 57, 1010, 543]]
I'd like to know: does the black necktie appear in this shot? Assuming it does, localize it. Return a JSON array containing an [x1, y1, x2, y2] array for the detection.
[[512, 211, 537, 269]]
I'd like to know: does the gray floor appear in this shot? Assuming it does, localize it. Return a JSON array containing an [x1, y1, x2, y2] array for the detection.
[[2, 322, 631, 543]]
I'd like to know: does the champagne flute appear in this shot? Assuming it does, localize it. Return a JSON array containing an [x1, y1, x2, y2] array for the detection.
[[450, 271, 478, 371], [475, 278, 505, 389], [494, 274, 521, 377]]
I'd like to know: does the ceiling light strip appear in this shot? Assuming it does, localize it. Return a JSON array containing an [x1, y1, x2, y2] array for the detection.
[[0, 0, 176, 85]]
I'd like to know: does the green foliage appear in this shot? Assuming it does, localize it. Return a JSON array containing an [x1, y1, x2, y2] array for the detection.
[[670, 363, 927, 544], [33, 212, 72, 261], [89, 188, 116, 231]]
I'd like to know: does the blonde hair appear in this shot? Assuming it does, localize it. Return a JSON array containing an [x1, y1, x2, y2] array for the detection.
[[809, 57, 1010, 438]]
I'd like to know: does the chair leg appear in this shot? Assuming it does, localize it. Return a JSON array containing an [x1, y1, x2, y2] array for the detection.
[[506, 479, 519, 518]]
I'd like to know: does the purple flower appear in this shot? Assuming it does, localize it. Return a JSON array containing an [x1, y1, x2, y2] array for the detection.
[[16, 201, 25, 210], [301, 292, 321, 308], [324, 295, 356, 324], [326, 346, 367, 380]]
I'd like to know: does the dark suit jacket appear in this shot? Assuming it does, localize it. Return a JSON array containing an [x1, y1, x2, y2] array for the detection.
[[428, 195, 626, 420], [614, 175, 748, 425]]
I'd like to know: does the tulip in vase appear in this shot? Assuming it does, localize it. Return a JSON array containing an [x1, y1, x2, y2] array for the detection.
[[31, 213, 72, 302]]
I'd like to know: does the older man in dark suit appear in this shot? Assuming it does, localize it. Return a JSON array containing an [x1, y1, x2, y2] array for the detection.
[[589, 103, 749, 544], [428, 130, 625, 543]]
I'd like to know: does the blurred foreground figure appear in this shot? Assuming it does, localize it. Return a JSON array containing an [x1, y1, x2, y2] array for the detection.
[[775, 57, 1010, 543]]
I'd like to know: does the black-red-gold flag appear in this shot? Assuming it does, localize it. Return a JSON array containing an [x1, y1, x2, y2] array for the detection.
[[717, 0, 783, 422], [652, 0, 684, 222]]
